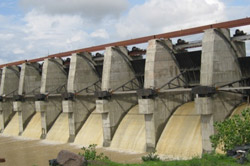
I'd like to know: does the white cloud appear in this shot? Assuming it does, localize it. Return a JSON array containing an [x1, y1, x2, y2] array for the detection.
[[1, 0, 250, 65], [0, 10, 96, 62], [91, 29, 109, 39], [23, 10, 88, 40], [21, 10, 95, 56], [115, 0, 226, 39], [0, 33, 14, 40], [19, 0, 129, 21], [13, 48, 25, 54]]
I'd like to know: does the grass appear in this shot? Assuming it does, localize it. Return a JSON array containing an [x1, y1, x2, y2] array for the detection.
[[88, 153, 250, 166]]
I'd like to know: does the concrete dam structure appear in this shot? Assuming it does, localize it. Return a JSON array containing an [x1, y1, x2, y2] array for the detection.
[[0, 18, 250, 159]]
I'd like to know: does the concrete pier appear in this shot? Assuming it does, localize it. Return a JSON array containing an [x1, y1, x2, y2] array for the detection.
[[13, 62, 41, 135], [96, 46, 138, 147], [0, 66, 20, 132], [63, 53, 100, 142], [35, 58, 68, 138], [195, 28, 244, 153], [139, 39, 189, 152]]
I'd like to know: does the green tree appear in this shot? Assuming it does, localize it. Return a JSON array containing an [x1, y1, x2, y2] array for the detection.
[[210, 108, 250, 152]]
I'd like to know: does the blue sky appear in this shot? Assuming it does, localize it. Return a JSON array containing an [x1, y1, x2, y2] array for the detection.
[[226, 0, 249, 6], [0, 0, 249, 64]]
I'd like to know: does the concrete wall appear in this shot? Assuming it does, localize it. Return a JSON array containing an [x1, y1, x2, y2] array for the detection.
[[139, 39, 189, 152], [13, 63, 41, 135], [0, 66, 20, 132], [96, 46, 138, 147], [35, 58, 67, 138], [195, 28, 244, 153], [63, 53, 99, 142]]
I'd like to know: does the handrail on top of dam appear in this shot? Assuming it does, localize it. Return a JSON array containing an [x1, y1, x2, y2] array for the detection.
[[0, 17, 250, 68]]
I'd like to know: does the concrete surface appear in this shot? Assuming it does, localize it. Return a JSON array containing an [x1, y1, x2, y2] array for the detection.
[[13, 62, 41, 135], [0, 66, 19, 132], [96, 46, 138, 147], [63, 53, 99, 142], [196, 28, 243, 153], [139, 39, 189, 152], [35, 58, 67, 139]]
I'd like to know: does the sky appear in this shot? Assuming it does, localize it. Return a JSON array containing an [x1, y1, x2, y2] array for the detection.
[[0, 0, 250, 64]]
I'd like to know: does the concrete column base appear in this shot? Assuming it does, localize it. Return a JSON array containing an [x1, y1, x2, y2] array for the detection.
[[201, 115, 214, 153], [63, 100, 75, 142], [195, 97, 214, 153], [102, 136, 111, 147], [0, 102, 4, 132], [146, 146, 156, 153], [40, 111, 47, 139], [101, 112, 112, 147], [13, 101, 22, 135], [102, 123, 116, 147], [62, 100, 73, 113], [139, 99, 154, 114], [139, 99, 156, 152], [195, 98, 213, 115], [35, 101, 47, 139], [0, 110, 3, 133], [35, 101, 46, 113], [96, 100, 109, 113], [96, 99, 112, 147], [13, 101, 21, 112], [68, 135, 75, 143], [0, 102, 3, 133], [144, 113, 156, 152], [68, 112, 75, 142], [17, 111, 23, 136]]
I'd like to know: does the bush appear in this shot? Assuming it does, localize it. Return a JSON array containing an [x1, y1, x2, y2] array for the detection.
[[210, 108, 250, 152], [79, 144, 109, 161], [141, 151, 160, 162]]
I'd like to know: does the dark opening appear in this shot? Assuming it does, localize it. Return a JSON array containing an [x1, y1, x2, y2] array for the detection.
[[174, 50, 201, 85]]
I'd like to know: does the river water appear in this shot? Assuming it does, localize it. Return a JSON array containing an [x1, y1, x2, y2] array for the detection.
[[0, 135, 144, 166]]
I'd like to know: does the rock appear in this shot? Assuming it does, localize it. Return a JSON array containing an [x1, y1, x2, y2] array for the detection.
[[0, 158, 5, 163], [56, 150, 87, 166], [49, 159, 59, 166]]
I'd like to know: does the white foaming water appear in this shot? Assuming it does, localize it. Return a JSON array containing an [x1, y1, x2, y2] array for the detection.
[[156, 102, 202, 159], [74, 110, 103, 147], [22, 113, 42, 139], [3, 113, 19, 136], [110, 105, 146, 153], [46, 113, 69, 143]]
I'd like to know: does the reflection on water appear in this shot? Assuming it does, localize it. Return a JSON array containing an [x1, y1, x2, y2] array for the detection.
[[0, 136, 144, 166]]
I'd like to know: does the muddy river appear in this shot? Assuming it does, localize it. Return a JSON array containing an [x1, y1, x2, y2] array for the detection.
[[0, 136, 144, 166]]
